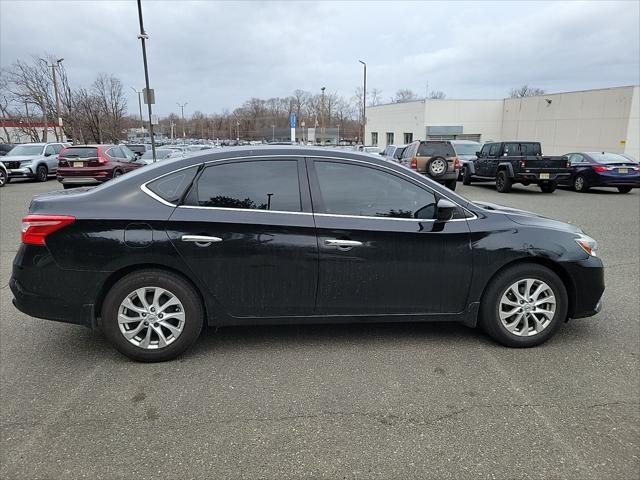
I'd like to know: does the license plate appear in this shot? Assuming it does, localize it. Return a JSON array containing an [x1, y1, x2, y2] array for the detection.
[[619, 168, 628, 174], [73, 161, 83, 168], [539, 173, 550, 179]]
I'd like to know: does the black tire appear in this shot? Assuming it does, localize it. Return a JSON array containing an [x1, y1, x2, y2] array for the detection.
[[0, 169, 6, 187], [427, 156, 448, 178], [539, 181, 557, 193], [617, 186, 632, 194], [495, 170, 512, 193], [36, 165, 48, 182], [62, 184, 74, 189], [101, 269, 204, 362], [479, 263, 568, 348], [444, 179, 457, 191], [462, 166, 472, 185], [573, 174, 589, 192], [113, 169, 123, 179]]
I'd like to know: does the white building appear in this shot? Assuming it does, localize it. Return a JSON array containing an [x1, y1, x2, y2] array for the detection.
[[366, 85, 640, 160]]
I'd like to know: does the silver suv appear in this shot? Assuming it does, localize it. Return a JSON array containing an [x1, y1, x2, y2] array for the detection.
[[2, 142, 69, 182]]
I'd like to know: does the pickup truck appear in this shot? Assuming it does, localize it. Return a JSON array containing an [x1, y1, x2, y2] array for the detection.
[[462, 141, 570, 193]]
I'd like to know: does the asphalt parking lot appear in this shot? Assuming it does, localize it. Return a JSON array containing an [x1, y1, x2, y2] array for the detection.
[[1, 178, 638, 480]]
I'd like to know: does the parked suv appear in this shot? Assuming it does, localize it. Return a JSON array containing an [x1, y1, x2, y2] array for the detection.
[[400, 140, 460, 190], [57, 144, 142, 188], [2, 142, 68, 182], [380, 144, 406, 162]]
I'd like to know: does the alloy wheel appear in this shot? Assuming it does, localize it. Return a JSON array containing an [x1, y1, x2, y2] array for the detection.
[[430, 159, 446, 175], [118, 286, 186, 349], [574, 176, 584, 191], [0, 170, 5, 186], [498, 278, 556, 336]]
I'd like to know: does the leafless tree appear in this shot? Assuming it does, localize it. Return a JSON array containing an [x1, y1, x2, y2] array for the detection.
[[369, 88, 383, 106], [428, 90, 446, 99], [392, 89, 420, 103], [509, 85, 546, 98]]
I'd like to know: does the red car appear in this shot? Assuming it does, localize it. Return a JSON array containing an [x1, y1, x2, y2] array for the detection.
[[57, 145, 142, 189]]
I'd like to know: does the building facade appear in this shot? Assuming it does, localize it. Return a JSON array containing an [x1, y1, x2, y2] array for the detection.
[[366, 85, 640, 160]]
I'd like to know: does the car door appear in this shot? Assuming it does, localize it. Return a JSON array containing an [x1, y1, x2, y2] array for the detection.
[[476, 144, 491, 176], [308, 158, 472, 315], [43, 144, 57, 171], [167, 157, 318, 318], [485, 143, 502, 176]]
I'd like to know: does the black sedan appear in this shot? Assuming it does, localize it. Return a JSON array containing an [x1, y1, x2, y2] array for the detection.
[[11, 146, 604, 361], [562, 152, 639, 193]]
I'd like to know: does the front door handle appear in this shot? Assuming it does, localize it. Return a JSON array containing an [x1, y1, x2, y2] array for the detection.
[[181, 235, 223, 247], [325, 239, 363, 248]]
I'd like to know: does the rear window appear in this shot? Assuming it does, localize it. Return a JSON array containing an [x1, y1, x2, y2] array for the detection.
[[393, 147, 405, 159], [504, 143, 541, 156], [588, 152, 637, 164], [146, 166, 199, 204], [60, 147, 98, 158], [417, 142, 455, 157]]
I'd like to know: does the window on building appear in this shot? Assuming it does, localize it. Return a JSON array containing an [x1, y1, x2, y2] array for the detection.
[[386, 132, 394, 145], [403, 133, 413, 144], [371, 132, 378, 146]]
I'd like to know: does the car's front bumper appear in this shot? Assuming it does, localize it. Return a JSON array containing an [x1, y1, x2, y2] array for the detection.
[[562, 255, 605, 319], [8, 166, 35, 178]]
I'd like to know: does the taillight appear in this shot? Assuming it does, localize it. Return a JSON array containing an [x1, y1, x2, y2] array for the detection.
[[97, 146, 108, 165], [410, 157, 417, 170], [21, 215, 75, 246], [592, 165, 609, 172], [453, 157, 460, 170]]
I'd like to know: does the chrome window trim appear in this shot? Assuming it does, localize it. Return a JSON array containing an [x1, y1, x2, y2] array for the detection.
[[140, 154, 476, 220]]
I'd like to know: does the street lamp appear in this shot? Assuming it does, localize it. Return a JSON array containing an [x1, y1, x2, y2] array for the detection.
[[359, 60, 366, 146], [177, 102, 188, 139], [40, 57, 64, 141], [320, 86, 326, 144], [130, 87, 144, 135], [136, 0, 156, 161]]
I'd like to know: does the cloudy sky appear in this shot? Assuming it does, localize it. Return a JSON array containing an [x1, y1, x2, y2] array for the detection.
[[1, 0, 638, 117]]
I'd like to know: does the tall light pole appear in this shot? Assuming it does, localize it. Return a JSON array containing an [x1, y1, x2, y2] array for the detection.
[[177, 102, 187, 139], [320, 86, 326, 144], [336, 124, 340, 145], [359, 60, 366, 145], [136, 0, 156, 161], [41, 57, 64, 141], [130, 87, 144, 135]]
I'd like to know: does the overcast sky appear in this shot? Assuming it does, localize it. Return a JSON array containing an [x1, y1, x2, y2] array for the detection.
[[1, 0, 638, 117]]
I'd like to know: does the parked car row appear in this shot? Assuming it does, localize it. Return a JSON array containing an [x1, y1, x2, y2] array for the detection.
[[378, 139, 639, 194]]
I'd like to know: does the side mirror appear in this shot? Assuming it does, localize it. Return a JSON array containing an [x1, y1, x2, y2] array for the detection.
[[436, 198, 457, 222]]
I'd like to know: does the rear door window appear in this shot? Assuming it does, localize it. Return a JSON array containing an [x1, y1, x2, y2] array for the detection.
[[45, 145, 55, 156], [417, 142, 455, 157], [187, 160, 301, 212], [147, 166, 199, 204], [60, 147, 98, 158]]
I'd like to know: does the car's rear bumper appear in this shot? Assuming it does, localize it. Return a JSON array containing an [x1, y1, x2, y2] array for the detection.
[[57, 177, 103, 185], [10, 245, 108, 327], [518, 172, 570, 182], [57, 166, 113, 184], [591, 175, 640, 187]]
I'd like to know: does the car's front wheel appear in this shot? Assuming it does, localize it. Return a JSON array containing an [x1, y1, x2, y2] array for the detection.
[[617, 186, 632, 194], [462, 166, 472, 185], [0, 169, 6, 187], [539, 181, 557, 193], [101, 269, 204, 362], [35, 165, 48, 182], [479, 263, 568, 347], [573, 174, 589, 192]]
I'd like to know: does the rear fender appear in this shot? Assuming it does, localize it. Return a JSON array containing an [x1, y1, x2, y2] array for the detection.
[[498, 162, 514, 177]]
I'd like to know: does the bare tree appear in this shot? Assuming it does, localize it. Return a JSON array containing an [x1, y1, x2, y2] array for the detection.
[[392, 89, 419, 103], [509, 85, 545, 98], [428, 90, 446, 99], [369, 88, 383, 106]]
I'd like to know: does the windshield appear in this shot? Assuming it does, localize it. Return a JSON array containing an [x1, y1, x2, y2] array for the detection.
[[452, 143, 480, 155], [6, 145, 43, 156], [588, 152, 638, 164]]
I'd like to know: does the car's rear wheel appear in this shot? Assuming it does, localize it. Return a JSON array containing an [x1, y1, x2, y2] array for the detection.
[[444, 179, 457, 191], [573, 174, 589, 192], [495, 170, 512, 193], [617, 186, 632, 193], [113, 169, 123, 179], [462, 166, 472, 185], [36, 165, 48, 182], [539, 181, 557, 193], [480, 263, 568, 347], [101, 270, 204, 362], [427, 157, 448, 178]]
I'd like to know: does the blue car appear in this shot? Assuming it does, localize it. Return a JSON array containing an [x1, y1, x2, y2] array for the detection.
[[562, 152, 639, 193]]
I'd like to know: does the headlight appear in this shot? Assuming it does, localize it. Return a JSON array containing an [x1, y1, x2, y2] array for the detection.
[[575, 234, 598, 257]]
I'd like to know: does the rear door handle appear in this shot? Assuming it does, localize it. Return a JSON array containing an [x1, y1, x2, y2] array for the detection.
[[181, 235, 223, 247], [325, 239, 363, 248]]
